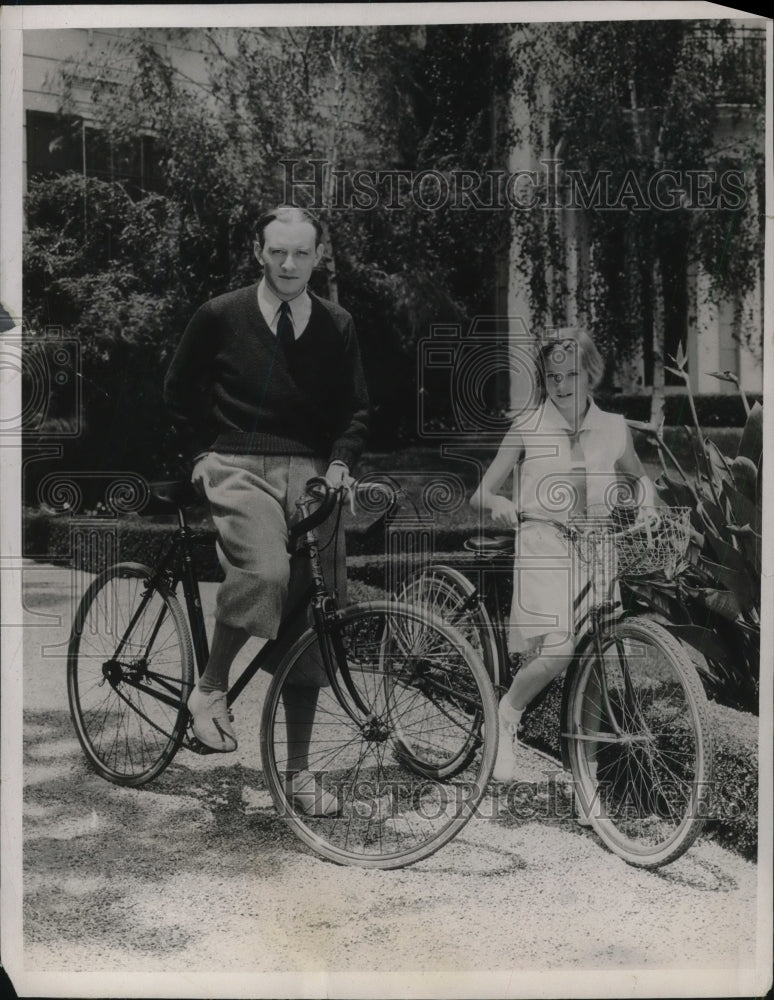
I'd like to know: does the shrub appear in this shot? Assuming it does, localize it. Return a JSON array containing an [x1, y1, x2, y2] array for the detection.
[[628, 350, 762, 713]]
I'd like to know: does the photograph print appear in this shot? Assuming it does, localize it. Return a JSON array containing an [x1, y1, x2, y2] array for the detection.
[[2, 3, 771, 998]]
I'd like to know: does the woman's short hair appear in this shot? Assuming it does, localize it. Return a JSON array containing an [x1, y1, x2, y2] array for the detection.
[[537, 326, 605, 392], [255, 205, 323, 247]]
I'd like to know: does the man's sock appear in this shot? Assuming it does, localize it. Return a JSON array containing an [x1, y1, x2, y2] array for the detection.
[[197, 622, 250, 694]]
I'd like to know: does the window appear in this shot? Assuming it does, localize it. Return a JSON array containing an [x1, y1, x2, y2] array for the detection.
[[26, 110, 161, 197]]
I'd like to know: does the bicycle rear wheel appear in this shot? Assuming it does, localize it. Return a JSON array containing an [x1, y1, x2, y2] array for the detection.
[[396, 565, 499, 779], [564, 616, 713, 867], [260, 600, 497, 869], [398, 565, 499, 686], [67, 562, 194, 786]]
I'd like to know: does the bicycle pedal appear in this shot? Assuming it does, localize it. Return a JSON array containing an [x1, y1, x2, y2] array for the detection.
[[188, 735, 221, 756]]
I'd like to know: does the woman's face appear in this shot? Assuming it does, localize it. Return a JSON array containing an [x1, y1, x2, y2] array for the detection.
[[543, 341, 590, 425]]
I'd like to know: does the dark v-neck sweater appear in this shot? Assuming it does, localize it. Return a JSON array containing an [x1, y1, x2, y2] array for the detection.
[[164, 284, 370, 467]]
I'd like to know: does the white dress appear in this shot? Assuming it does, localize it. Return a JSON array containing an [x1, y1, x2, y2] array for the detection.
[[506, 397, 628, 653]]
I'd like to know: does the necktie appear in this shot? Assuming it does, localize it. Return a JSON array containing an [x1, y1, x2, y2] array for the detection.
[[276, 300, 295, 362], [568, 430, 587, 519]]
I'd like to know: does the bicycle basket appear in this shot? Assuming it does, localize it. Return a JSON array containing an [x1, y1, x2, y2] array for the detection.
[[612, 506, 691, 577]]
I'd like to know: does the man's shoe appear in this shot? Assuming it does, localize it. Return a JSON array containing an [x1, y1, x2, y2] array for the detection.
[[285, 770, 340, 817], [187, 686, 238, 752]]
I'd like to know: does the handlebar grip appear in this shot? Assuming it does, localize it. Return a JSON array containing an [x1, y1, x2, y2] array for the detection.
[[289, 477, 338, 542]]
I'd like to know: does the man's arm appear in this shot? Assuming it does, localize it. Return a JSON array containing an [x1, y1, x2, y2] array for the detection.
[[163, 301, 217, 462], [327, 315, 370, 473]]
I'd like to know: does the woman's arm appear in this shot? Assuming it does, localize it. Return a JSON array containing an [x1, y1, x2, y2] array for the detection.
[[470, 432, 524, 529], [616, 426, 656, 508]]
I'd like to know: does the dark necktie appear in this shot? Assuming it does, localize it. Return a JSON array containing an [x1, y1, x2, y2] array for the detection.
[[568, 430, 587, 519], [276, 300, 295, 362]]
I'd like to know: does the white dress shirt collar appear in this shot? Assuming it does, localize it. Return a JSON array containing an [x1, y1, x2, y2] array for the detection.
[[257, 278, 312, 338], [541, 395, 604, 433]]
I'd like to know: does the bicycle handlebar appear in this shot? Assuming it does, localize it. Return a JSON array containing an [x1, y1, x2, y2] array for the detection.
[[289, 477, 340, 542], [517, 507, 662, 540], [288, 476, 405, 543]]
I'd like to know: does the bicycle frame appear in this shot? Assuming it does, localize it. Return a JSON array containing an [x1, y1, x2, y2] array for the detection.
[[121, 493, 375, 736], [425, 519, 632, 756]]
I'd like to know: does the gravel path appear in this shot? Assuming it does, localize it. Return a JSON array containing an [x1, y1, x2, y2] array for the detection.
[[16, 564, 766, 996]]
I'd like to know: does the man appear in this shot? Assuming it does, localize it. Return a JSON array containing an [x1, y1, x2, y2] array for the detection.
[[164, 205, 369, 813]]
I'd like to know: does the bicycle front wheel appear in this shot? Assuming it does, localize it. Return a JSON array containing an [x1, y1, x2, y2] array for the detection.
[[564, 616, 713, 867], [260, 600, 497, 869], [67, 562, 194, 786]]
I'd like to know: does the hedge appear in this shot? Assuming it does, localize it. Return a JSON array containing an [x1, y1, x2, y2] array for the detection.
[[594, 392, 762, 428], [23, 509, 223, 581]]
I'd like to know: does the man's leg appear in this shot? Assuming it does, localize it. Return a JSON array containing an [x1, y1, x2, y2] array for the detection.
[[282, 685, 319, 773], [198, 622, 250, 694], [190, 454, 291, 752]]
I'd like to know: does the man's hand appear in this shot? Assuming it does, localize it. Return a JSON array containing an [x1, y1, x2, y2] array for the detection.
[[489, 496, 520, 529], [324, 460, 353, 492], [190, 453, 210, 498]]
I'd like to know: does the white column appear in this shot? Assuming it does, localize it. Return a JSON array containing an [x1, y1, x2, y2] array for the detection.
[[738, 279, 764, 393], [695, 266, 720, 393]]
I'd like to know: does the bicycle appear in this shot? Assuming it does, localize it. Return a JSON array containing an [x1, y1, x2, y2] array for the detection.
[[67, 476, 497, 870], [398, 506, 715, 868]]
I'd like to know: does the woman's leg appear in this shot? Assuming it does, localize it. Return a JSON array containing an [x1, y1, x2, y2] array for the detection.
[[504, 632, 575, 711], [492, 632, 575, 782]]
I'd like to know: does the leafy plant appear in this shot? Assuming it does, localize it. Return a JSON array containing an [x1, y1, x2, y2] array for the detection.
[[624, 344, 761, 712]]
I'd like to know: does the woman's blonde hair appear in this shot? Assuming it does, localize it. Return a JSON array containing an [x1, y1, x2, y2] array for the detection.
[[537, 327, 605, 393]]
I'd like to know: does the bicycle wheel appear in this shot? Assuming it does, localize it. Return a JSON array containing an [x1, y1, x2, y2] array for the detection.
[[396, 565, 499, 778], [564, 616, 713, 867], [260, 600, 497, 869], [68, 562, 194, 786], [399, 565, 499, 686]]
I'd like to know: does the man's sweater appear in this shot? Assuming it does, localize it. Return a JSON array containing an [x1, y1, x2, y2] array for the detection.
[[164, 285, 370, 468]]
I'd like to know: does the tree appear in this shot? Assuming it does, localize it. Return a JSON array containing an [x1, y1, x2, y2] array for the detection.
[[505, 20, 764, 423], [23, 24, 511, 468]]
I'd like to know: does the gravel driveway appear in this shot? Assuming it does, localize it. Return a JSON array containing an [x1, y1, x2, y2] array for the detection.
[[14, 563, 766, 997]]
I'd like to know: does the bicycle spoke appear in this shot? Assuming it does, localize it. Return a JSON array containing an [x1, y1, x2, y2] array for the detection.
[[261, 602, 496, 869], [567, 617, 712, 867], [68, 566, 193, 786]]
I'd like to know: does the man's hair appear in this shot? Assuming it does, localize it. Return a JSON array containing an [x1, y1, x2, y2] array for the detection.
[[537, 326, 605, 391], [255, 205, 323, 247]]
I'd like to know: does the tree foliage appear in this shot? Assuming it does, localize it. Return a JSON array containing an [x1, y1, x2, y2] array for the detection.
[[24, 25, 509, 464], [506, 20, 764, 411]]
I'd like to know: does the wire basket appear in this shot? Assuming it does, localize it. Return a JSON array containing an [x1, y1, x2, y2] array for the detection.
[[608, 506, 691, 577]]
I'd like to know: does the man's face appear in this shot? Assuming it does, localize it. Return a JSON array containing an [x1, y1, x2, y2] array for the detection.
[[255, 219, 323, 300], [543, 341, 590, 424]]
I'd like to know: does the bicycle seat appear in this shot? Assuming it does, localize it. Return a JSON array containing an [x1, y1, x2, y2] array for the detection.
[[463, 534, 514, 554], [145, 480, 199, 512]]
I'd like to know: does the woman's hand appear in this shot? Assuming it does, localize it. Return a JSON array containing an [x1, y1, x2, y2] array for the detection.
[[489, 496, 520, 529]]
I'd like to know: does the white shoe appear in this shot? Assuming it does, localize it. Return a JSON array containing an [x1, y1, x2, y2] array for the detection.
[[491, 699, 523, 783], [188, 686, 238, 752]]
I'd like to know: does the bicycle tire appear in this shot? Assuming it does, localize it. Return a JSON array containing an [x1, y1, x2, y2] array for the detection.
[[396, 565, 500, 778], [399, 565, 499, 687], [563, 616, 713, 868], [67, 562, 194, 787], [260, 599, 498, 869]]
